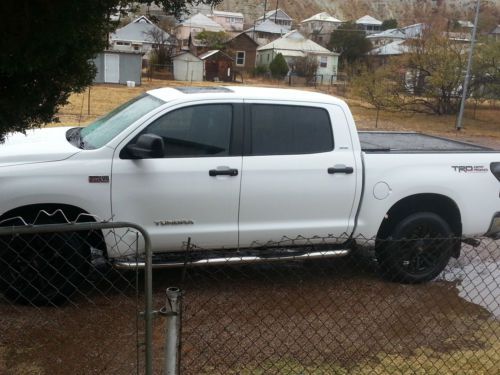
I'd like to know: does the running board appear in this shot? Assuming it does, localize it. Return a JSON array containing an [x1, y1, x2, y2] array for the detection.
[[113, 249, 350, 269]]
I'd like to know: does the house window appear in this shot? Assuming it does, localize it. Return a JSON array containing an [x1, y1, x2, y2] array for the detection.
[[319, 56, 327, 68], [236, 51, 245, 66]]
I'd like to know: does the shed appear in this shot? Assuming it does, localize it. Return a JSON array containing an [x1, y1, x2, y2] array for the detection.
[[93, 51, 142, 85], [173, 52, 204, 81], [199, 50, 234, 82]]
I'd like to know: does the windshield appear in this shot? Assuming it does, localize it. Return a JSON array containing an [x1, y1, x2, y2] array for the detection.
[[73, 94, 165, 149]]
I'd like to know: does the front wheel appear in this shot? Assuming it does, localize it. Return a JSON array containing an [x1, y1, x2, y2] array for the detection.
[[376, 212, 454, 284], [1, 229, 90, 305]]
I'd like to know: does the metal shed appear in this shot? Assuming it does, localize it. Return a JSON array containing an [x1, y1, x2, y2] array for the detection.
[[173, 52, 204, 82], [93, 51, 143, 85]]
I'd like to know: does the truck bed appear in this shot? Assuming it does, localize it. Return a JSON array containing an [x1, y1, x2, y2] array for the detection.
[[359, 131, 491, 153]]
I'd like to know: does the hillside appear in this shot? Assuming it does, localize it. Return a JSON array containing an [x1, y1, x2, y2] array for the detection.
[[215, 0, 500, 27]]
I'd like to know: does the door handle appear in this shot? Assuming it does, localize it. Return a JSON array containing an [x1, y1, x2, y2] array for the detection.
[[328, 166, 354, 174], [209, 168, 239, 177]]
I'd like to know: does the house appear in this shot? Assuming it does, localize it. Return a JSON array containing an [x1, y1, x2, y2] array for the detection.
[[173, 52, 204, 81], [256, 30, 339, 82], [367, 24, 424, 47], [356, 15, 382, 34], [368, 39, 409, 68], [490, 25, 500, 41], [109, 16, 172, 58], [300, 12, 343, 45], [245, 19, 287, 46], [93, 51, 143, 85], [199, 50, 234, 81], [176, 13, 225, 49], [208, 10, 245, 32], [225, 33, 259, 74], [256, 9, 293, 31]]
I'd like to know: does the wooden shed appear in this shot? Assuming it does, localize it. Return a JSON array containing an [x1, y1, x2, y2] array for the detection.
[[199, 50, 234, 82]]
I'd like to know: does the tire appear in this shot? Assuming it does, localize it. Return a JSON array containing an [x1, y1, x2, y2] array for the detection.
[[376, 212, 454, 284], [0, 225, 90, 305]]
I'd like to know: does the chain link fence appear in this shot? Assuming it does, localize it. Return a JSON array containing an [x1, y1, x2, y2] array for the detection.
[[0, 211, 153, 374], [2, 213, 500, 374], [152, 235, 500, 374]]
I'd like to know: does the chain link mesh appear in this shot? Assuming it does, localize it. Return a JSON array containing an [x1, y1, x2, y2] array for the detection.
[[157, 235, 500, 374], [0, 211, 147, 374]]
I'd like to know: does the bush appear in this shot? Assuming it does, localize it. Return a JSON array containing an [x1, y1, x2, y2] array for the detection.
[[269, 53, 289, 79], [253, 65, 269, 77]]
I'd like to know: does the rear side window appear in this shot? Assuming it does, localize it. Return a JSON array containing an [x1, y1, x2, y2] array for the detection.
[[249, 104, 333, 156]]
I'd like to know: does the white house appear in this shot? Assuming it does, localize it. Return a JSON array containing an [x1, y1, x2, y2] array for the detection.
[[256, 30, 339, 82], [175, 13, 225, 49], [356, 15, 382, 34], [300, 12, 343, 45], [256, 9, 293, 31], [208, 10, 245, 32], [110, 16, 172, 58], [245, 19, 287, 46]]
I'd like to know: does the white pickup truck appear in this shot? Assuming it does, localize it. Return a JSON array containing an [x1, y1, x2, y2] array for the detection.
[[1, 86, 500, 303]]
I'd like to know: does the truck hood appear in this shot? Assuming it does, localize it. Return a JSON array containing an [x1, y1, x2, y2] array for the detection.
[[0, 127, 80, 167]]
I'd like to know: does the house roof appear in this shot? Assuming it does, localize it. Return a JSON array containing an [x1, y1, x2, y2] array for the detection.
[[257, 30, 338, 55], [173, 51, 202, 60], [180, 13, 225, 31], [301, 12, 342, 24], [457, 20, 474, 28], [369, 40, 408, 56], [367, 23, 424, 41], [246, 19, 287, 35], [356, 15, 382, 26], [490, 25, 500, 35], [257, 8, 292, 22], [212, 10, 244, 18], [367, 28, 406, 40], [198, 49, 234, 60], [227, 32, 259, 47], [111, 16, 171, 44]]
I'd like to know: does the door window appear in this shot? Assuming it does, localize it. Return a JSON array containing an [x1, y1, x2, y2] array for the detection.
[[248, 104, 333, 156], [132, 104, 233, 158]]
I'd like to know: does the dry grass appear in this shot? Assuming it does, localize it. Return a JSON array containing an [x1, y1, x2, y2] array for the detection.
[[51, 79, 500, 148]]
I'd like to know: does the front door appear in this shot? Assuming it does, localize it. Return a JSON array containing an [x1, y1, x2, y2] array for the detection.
[[238, 102, 358, 247], [111, 102, 243, 252]]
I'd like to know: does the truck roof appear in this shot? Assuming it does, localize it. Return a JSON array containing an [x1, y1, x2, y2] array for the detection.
[[147, 86, 345, 106]]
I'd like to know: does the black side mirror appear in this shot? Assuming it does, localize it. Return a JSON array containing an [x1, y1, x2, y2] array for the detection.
[[125, 134, 165, 159]]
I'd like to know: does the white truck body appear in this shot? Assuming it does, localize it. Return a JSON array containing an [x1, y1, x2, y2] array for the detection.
[[1, 86, 500, 258]]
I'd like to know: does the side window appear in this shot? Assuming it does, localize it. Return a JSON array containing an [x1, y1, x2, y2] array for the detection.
[[137, 104, 232, 158], [249, 104, 333, 156]]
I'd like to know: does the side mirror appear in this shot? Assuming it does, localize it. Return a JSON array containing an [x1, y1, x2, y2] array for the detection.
[[125, 133, 164, 159]]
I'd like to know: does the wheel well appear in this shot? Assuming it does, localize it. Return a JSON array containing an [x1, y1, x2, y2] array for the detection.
[[377, 194, 462, 240], [0, 204, 106, 255]]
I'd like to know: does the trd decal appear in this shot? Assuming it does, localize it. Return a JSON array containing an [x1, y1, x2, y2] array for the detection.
[[451, 166, 488, 173]]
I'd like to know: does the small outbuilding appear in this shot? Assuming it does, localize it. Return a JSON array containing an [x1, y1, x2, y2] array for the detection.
[[93, 51, 142, 85], [199, 50, 234, 82], [173, 52, 204, 81]]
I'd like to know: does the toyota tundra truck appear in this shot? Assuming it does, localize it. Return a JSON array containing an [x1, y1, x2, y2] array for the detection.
[[1, 86, 500, 303]]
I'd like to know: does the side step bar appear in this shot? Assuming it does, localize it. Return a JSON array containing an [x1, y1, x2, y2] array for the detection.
[[114, 249, 350, 270]]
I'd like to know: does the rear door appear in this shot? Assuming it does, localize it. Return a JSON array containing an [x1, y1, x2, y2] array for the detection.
[[238, 102, 358, 247], [111, 101, 243, 251]]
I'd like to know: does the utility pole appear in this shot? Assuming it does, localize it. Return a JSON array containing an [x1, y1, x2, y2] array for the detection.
[[455, 0, 481, 131], [263, 0, 267, 21], [274, 0, 279, 23]]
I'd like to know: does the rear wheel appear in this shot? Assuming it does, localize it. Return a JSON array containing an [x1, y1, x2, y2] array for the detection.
[[376, 212, 454, 283], [0, 220, 90, 305]]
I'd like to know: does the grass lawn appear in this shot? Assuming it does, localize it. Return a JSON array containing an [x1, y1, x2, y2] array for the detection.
[[51, 79, 500, 148]]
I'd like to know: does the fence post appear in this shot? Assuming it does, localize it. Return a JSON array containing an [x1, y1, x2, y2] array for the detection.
[[163, 287, 182, 375]]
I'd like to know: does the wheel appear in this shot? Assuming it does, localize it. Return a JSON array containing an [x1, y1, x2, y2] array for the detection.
[[0, 224, 90, 305], [376, 212, 454, 284]]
